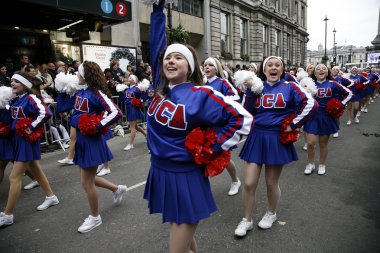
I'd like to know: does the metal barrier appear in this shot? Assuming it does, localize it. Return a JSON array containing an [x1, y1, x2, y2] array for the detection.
[[40, 96, 149, 151]]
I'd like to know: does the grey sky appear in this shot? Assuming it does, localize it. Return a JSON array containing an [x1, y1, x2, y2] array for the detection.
[[307, 0, 379, 51]]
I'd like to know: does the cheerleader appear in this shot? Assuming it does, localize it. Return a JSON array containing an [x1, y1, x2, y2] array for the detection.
[[0, 86, 15, 184], [143, 44, 252, 252], [303, 64, 352, 175], [203, 57, 242, 196], [0, 71, 59, 228], [71, 61, 126, 233], [347, 67, 369, 124], [330, 66, 353, 137], [235, 56, 317, 237], [117, 75, 147, 151]]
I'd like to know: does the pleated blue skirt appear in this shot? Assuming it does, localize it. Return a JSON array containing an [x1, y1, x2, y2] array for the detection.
[[102, 128, 114, 142], [239, 125, 298, 165], [303, 109, 339, 135], [13, 134, 41, 162], [126, 104, 144, 121], [144, 155, 217, 224], [74, 130, 113, 169], [0, 135, 14, 161]]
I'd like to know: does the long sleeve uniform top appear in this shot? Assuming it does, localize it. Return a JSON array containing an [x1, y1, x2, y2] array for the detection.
[[242, 79, 318, 129], [10, 93, 51, 131], [69, 87, 121, 129], [147, 82, 253, 162], [206, 76, 240, 101], [314, 80, 353, 109]]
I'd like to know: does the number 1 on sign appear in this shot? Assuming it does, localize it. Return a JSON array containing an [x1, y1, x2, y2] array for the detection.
[[101, 0, 113, 14]]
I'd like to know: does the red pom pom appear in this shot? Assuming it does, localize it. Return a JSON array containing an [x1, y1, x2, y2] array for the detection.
[[185, 127, 228, 177], [205, 150, 231, 177], [280, 114, 301, 144], [15, 118, 44, 143], [78, 114, 107, 136], [355, 83, 365, 91], [131, 97, 144, 108], [325, 98, 344, 119], [0, 122, 11, 136]]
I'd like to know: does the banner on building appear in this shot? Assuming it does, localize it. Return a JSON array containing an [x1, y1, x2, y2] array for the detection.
[[82, 44, 136, 71]]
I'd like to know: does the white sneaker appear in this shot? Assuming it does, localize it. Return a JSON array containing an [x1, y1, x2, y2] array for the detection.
[[123, 144, 134, 151], [318, 164, 326, 175], [113, 185, 127, 204], [24, 180, 39, 190], [346, 120, 352, 126], [78, 215, 102, 233], [354, 117, 360, 124], [258, 211, 277, 229], [332, 132, 339, 138], [97, 167, 111, 177], [234, 218, 253, 237], [363, 108, 368, 113], [36, 195, 59, 211], [356, 111, 361, 117], [304, 163, 315, 175], [360, 107, 365, 112], [96, 164, 104, 174], [58, 157, 74, 165], [302, 144, 308, 151], [228, 179, 241, 196], [0, 212, 14, 227]]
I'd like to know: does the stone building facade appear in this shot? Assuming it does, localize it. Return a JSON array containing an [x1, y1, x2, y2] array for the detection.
[[208, 0, 308, 67]]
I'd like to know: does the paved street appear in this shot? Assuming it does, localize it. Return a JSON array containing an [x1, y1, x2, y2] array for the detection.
[[0, 101, 379, 253]]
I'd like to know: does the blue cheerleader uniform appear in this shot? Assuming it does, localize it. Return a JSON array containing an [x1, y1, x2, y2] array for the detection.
[[0, 108, 14, 161], [10, 93, 51, 162], [206, 76, 240, 101], [303, 80, 352, 135], [70, 87, 121, 169], [240, 79, 318, 165], [118, 84, 144, 121], [143, 82, 253, 224], [348, 74, 369, 101]]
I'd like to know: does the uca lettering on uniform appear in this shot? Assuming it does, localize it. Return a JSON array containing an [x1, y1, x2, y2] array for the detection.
[[74, 96, 89, 112], [254, 94, 286, 108], [316, 88, 332, 98], [148, 96, 188, 130]]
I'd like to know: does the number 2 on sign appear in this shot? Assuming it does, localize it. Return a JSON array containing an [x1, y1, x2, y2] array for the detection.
[[116, 2, 127, 17]]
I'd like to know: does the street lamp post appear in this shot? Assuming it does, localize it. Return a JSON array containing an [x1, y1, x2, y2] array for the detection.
[[323, 15, 329, 64], [333, 28, 337, 66]]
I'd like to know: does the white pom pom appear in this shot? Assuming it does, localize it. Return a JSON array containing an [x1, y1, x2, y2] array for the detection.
[[138, 79, 150, 92], [0, 86, 15, 109], [64, 74, 80, 96], [299, 77, 317, 96], [296, 70, 309, 82], [250, 75, 264, 94], [54, 72, 79, 96], [234, 70, 263, 94], [54, 72, 68, 93], [116, 84, 128, 93]]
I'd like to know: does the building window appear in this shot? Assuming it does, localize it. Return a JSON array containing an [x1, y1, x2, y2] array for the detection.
[[301, 6, 305, 27], [263, 25, 268, 57], [172, 0, 202, 17], [295, 1, 299, 20], [221, 12, 230, 54], [275, 30, 281, 56], [240, 18, 248, 56]]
